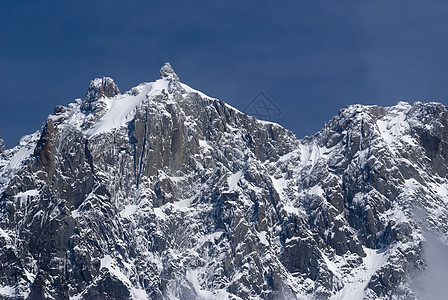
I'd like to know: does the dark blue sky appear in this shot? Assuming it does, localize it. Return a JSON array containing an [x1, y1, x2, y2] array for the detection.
[[1, 1, 448, 147]]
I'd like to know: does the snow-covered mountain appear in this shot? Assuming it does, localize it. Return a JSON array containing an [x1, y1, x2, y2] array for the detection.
[[0, 63, 447, 299]]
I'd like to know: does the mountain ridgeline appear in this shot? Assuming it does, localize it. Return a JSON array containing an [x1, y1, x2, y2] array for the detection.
[[0, 63, 447, 299]]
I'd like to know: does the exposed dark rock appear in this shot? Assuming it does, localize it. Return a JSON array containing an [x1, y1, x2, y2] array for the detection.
[[0, 137, 4, 153], [81, 77, 120, 114]]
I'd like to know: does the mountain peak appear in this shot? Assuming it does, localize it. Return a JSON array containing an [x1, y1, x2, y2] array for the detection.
[[4, 65, 448, 299], [160, 62, 179, 82], [86, 77, 120, 99], [81, 77, 120, 113]]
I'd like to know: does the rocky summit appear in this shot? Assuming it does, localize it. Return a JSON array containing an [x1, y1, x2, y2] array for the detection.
[[0, 63, 448, 299]]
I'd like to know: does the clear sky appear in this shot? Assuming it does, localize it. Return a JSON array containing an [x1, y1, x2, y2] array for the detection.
[[1, 0, 448, 147]]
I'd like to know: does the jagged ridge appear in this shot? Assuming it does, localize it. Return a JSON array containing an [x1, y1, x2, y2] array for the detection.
[[0, 64, 447, 299]]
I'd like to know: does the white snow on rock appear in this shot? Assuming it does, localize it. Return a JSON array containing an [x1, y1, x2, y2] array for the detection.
[[2, 62, 448, 300], [0, 286, 15, 297], [100, 255, 131, 286], [86, 80, 168, 137], [331, 247, 391, 300], [227, 170, 243, 191], [258, 231, 269, 246], [0, 131, 39, 194], [0, 227, 10, 241], [119, 204, 139, 218]]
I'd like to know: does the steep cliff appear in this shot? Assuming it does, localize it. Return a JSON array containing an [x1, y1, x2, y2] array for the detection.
[[0, 63, 447, 299]]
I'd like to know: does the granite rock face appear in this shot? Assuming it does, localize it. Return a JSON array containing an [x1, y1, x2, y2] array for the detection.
[[0, 64, 447, 299], [0, 137, 4, 153]]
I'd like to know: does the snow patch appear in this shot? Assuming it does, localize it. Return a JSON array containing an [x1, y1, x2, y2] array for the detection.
[[376, 104, 414, 149], [186, 270, 230, 300], [309, 185, 325, 198], [153, 207, 167, 219], [100, 255, 131, 286], [331, 247, 390, 300], [0, 227, 11, 241], [300, 142, 329, 167], [258, 231, 269, 246], [0, 286, 15, 297], [2, 132, 39, 172], [198, 140, 213, 152], [180, 83, 216, 100], [131, 288, 148, 300], [120, 204, 139, 218], [258, 119, 281, 127], [270, 175, 288, 197], [71, 209, 81, 219], [172, 197, 193, 209], [86, 79, 170, 137], [24, 269, 36, 282], [227, 170, 243, 191]]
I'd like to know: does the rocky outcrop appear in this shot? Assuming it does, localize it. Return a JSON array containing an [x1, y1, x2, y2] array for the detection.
[[0, 137, 4, 153], [82, 77, 120, 111]]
